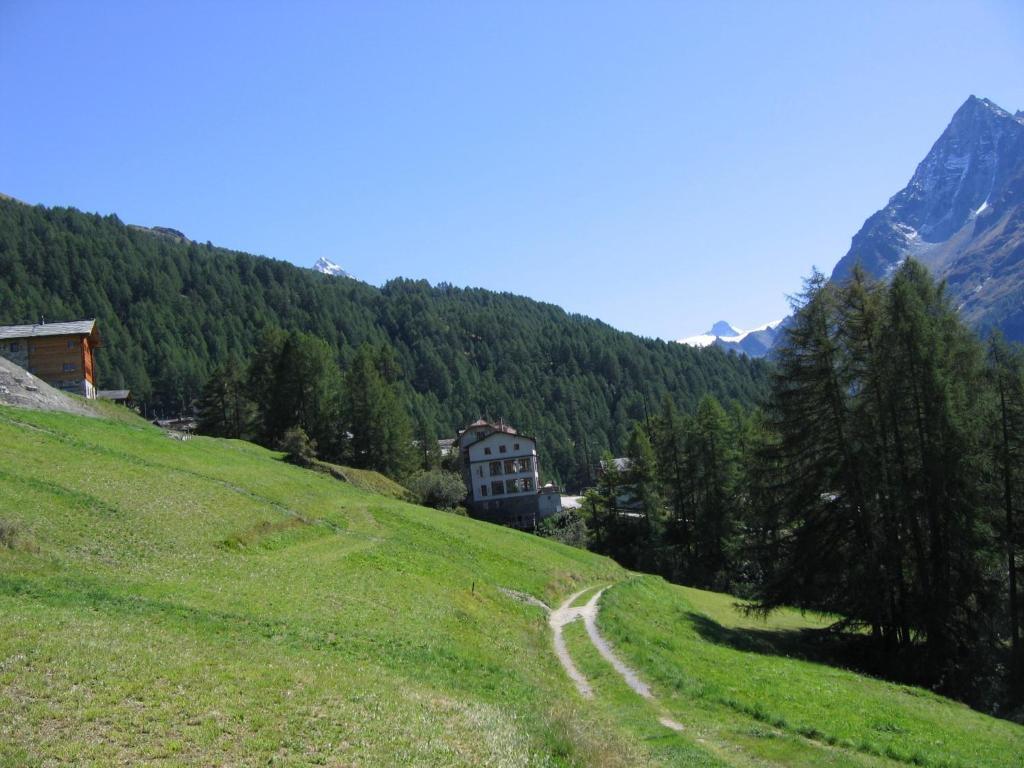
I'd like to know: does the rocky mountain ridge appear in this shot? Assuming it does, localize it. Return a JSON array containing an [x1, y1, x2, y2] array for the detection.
[[681, 95, 1024, 355], [830, 95, 1024, 339]]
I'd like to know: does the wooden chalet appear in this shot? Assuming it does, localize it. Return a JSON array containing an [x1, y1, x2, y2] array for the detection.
[[98, 389, 133, 406], [0, 320, 101, 399]]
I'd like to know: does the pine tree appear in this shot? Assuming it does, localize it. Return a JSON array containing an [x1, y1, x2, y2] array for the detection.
[[245, 328, 344, 459], [690, 395, 737, 589], [197, 355, 252, 438], [988, 333, 1024, 699], [840, 266, 908, 652], [583, 451, 624, 563], [754, 270, 870, 620], [881, 260, 994, 684], [247, 327, 288, 443], [753, 259, 999, 693], [414, 412, 442, 471], [343, 344, 415, 477], [651, 396, 692, 579]]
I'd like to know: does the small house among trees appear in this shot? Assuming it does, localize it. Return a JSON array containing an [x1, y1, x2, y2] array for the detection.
[[0, 319, 101, 398], [457, 419, 562, 529], [98, 389, 133, 407]]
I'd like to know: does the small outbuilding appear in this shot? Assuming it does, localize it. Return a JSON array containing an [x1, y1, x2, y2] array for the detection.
[[98, 389, 133, 407]]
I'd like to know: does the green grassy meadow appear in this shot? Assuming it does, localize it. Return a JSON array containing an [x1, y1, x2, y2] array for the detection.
[[0, 404, 1021, 766]]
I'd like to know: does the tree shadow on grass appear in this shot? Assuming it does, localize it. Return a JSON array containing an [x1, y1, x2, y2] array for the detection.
[[686, 608, 1020, 720], [684, 610, 924, 685]]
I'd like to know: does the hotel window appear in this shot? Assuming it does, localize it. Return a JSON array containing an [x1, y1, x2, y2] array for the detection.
[[491, 480, 504, 495], [477, 466, 484, 478], [514, 443, 520, 450], [484, 447, 492, 455], [499, 444, 507, 453], [489, 461, 503, 476], [67, 339, 76, 349], [522, 477, 534, 491], [504, 459, 516, 474], [480, 485, 488, 497], [9, 342, 18, 352], [505, 478, 520, 494]]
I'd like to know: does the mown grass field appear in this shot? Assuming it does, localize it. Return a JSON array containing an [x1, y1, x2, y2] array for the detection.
[[0, 404, 1021, 766]]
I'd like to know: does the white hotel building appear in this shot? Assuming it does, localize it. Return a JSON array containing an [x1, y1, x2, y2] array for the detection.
[[457, 419, 561, 529]]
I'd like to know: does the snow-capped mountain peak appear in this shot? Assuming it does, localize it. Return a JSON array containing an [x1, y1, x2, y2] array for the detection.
[[313, 257, 349, 277], [708, 320, 741, 337], [826, 95, 1024, 342], [832, 95, 1024, 284], [678, 319, 783, 355], [684, 96, 1024, 359]]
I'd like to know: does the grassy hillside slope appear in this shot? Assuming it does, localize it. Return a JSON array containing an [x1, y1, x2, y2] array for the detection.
[[0, 405, 1021, 766]]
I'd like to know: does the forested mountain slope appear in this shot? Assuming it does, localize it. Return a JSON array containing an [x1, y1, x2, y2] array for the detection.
[[0, 198, 769, 484]]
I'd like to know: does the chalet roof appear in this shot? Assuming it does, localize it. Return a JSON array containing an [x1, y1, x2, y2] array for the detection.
[[0, 320, 98, 342], [153, 417, 198, 430], [600, 457, 633, 472], [98, 389, 131, 400]]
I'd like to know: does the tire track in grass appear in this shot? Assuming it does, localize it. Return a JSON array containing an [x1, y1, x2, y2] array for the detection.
[[503, 584, 684, 731]]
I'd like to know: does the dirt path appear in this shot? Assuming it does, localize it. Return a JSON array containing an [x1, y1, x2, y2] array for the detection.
[[576, 588, 652, 698], [569, 588, 686, 731], [504, 583, 683, 731], [548, 588, 596, 698], [547, 587, 652, 699]]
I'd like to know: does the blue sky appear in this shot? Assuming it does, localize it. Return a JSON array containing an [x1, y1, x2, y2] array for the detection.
[[2, 1, 1022, 339]]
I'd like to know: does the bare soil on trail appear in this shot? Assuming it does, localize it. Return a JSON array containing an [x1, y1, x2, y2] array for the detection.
[[506, 583, 684, 731], [577, 588, 652, 698], [548, 588, 594, 698]]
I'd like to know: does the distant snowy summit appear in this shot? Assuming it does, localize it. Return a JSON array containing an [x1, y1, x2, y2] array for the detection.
[[678, 320, 784, 357], [313, 257, 350, 278], [679, 320, 745, 347]]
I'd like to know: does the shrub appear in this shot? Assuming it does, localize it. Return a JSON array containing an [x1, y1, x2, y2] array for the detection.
[[0, 520, 16, 549], [536, 509, 588, 549], [278, 427, 317, 467], [404, 470, 467, 511]]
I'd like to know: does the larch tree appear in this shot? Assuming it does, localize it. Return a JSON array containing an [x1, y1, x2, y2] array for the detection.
[[988, 332, 1024, 699], [343, 343, 415, 478]]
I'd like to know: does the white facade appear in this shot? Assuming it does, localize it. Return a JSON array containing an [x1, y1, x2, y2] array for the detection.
[[465, 431, 540, 504], [537, 487, 563, 517]]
